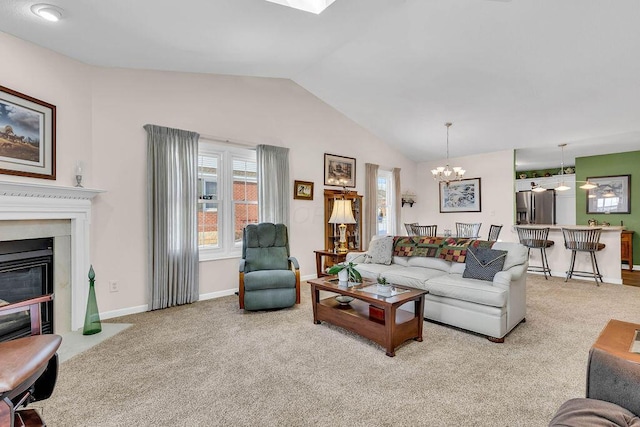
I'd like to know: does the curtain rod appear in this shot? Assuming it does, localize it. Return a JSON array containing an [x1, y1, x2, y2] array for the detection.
[[199, 133, 257, 149]]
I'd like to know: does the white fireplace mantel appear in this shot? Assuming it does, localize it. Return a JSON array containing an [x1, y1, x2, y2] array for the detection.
[[0, 180, 105, 330]]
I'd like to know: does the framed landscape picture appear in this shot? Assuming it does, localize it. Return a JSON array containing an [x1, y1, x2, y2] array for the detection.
[[324, 153, 355, 188], [0, 85, 56, 180], [586, 174, 631, 214], [439, 178, 482, 213], [293, 180, 314, 200]]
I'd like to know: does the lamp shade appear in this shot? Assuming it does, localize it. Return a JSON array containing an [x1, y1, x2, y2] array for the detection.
[[329, 200, 356, 224]]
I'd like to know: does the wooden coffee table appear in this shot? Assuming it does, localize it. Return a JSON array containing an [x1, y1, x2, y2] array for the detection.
[[308, 277, 427, 357]]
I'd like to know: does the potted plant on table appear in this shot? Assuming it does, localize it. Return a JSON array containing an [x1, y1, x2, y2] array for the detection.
[[377, 274, 391, 293], [327, 262, 362, 287]]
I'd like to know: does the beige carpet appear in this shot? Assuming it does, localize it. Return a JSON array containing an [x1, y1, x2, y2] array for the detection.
[[39, 275, 640, 426]]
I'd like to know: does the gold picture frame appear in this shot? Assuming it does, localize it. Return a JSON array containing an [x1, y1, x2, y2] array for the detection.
[[294, 180, 314, 200]]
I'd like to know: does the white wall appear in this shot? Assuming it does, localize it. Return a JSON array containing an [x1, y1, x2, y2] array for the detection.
[[1, 31, 417, 315], [416, 150, 517, 243]]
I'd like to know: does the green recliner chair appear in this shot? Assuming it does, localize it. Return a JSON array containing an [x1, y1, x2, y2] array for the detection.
[[239, 223, 300, 310]]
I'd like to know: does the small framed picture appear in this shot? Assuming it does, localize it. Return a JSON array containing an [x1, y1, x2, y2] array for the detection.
[[0, 85, 56, 179], [294, 180, 314, 200], [324, 153, 356, 188], [439, 178, 482, 213], [586, 175, 631, 214]]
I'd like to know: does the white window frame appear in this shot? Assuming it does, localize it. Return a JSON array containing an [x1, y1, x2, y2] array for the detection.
[[198, 140, 257, 261], [376, 169, 396, 236]]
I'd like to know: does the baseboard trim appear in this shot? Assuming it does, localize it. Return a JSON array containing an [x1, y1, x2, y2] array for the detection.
[[199, 289, 237, 301], [528, 270, 623, 285], [100, 304, 148, 321]]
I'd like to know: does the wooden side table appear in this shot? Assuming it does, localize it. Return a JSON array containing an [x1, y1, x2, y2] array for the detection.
[[314, 249, 347, 277]]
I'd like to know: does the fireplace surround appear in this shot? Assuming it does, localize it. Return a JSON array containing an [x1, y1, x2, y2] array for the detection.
[[0, 181, 103, 331]]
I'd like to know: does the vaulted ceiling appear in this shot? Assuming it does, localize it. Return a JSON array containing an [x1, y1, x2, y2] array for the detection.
[[1, 0, 639, 168]]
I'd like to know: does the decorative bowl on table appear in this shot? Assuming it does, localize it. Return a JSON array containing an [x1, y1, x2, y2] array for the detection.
[[335, 295, 354, 305]]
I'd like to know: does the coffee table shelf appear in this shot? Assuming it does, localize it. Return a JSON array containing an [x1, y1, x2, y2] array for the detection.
[[309, 278, 427, 357]]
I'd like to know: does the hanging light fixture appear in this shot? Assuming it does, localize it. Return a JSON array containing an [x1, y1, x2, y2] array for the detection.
[[554, 143, 570, 192], [431, 122, 465, 184], [579, 181, 598, 190]]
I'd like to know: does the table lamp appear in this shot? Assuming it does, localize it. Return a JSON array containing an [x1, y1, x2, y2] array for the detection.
[[329, 199, 356, 253]]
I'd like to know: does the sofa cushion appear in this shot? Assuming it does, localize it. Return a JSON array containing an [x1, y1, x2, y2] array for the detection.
[[549, 398, 640, 427], [364, 235, 393, 265], [463, 247, 508, 281], [381, 267, 447, 290], [407, 256, 451, 273], [426, 274, 507, 308]]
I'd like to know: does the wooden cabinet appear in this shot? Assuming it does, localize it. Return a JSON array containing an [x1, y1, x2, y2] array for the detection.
[[324, 189, 362, 252], [621, 230, 634, 270]]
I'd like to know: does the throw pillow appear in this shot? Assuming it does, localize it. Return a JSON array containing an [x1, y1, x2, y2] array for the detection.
[[364, 236, 394, 265], [463, 246, 508, 281]]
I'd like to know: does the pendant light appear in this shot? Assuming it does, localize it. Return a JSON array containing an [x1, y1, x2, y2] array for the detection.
[[555, 143, 570, 192], [431, 122, 465, 183]]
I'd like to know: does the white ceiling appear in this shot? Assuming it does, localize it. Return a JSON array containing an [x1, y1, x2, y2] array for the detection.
[[2, 0, 640, 169]]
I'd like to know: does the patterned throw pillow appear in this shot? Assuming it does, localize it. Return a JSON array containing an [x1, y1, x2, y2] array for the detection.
[[463, 246, 508, 281], [393, 236, 416, 257], [364, 236, 394, 265], [438, 238, 494, 263], [414, 237, 445, 258]]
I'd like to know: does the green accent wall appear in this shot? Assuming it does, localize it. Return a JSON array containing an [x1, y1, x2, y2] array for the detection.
[[575, 150, 640, 265]]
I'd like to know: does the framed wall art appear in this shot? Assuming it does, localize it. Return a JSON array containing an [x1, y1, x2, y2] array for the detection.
[[439, 178, 482, 213], [586, 174, 631, 214], [0, 85, 56, 180], [293, 180, 314, 200], [324, 153, 355, 188]]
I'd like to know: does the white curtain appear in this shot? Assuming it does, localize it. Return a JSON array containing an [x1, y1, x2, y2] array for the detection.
[[364, 163, 379, 249], [393, 167, 402, 236], [144, 124, 200, 310], [257, 145, 290, 226]]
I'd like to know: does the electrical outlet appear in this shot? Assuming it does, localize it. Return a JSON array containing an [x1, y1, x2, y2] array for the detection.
[[109, 280, 118, 292]]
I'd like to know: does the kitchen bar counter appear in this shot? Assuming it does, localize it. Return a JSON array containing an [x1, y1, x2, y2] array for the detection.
[[511, 225, 624, 284]]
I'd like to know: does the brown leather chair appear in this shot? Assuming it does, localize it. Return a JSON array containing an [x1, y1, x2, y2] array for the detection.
[[0, 295, 61, 426]]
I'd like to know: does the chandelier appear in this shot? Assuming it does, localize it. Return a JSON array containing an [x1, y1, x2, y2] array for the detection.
[[431, 122, 465, 183]]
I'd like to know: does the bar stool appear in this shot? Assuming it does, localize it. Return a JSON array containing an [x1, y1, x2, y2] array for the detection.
[[515, 226, 554, 279], [562, 227, 605, 285]]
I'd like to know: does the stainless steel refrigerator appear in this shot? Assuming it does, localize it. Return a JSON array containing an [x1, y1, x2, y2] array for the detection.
[[515, 190, 556, 225]]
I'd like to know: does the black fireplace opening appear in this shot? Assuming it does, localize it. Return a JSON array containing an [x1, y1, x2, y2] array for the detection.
[[0, 237, 54, 342]]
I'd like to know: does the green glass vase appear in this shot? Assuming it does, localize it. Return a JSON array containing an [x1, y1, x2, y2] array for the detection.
[[83, 265, 102, 335]]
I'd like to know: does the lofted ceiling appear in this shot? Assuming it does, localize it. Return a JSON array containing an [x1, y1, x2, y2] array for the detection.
[[1, 0, 640, 168]]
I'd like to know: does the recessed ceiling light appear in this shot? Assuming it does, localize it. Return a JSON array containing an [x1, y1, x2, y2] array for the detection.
[[31, 4, 63, 22], [265, 0, 336, 14]]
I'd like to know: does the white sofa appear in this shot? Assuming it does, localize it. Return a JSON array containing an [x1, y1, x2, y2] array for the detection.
[[345, 240, 529, 342]]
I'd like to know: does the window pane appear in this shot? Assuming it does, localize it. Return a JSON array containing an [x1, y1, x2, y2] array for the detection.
[[198, 201, 219, 247], [377, 176, 390, 235], [198, 154, 220, 247], [233, 158, 258, 243]]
